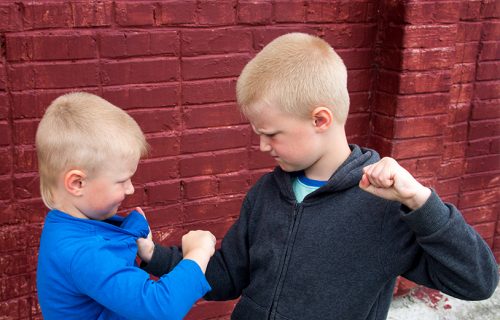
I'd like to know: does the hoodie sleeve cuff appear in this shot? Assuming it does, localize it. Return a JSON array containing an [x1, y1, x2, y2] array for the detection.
[[400, 190, 451, 236]]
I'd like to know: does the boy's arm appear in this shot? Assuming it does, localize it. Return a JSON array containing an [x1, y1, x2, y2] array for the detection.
[[144, 197, 253, 301], [71, 245, 211, 320], [360, 157, 499, 300]]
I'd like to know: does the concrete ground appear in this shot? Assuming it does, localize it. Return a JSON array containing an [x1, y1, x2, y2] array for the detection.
[[387, 281, 500, 320]]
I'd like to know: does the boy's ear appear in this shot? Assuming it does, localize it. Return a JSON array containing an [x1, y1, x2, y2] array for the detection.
[[64, 170, 86, 196], [311, 107, 333, 131]]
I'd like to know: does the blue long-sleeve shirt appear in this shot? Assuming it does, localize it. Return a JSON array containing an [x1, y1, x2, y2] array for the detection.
[[37, 210, 211, 320]]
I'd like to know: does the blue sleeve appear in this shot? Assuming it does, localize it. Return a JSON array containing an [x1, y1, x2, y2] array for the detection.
[[70, 247, 211, 320], [382, 191, 499, 300]]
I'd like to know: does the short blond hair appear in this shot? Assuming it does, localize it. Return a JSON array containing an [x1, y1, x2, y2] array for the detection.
[[35, 92, 149, 209], [237, 32, 350, 124]]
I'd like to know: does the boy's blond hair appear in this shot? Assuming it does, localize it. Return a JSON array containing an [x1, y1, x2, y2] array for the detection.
[[236, 32, 350, 124], [35, 92, 149, 209]]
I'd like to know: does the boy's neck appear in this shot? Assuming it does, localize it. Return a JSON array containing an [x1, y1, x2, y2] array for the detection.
[[304, 130, 351, 181]]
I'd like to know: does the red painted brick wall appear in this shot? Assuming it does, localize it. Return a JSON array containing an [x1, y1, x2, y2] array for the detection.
[[0, 1, 497, 319]]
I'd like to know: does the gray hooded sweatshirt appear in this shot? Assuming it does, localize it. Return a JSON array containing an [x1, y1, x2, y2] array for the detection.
[[143, 145, 498, 320]]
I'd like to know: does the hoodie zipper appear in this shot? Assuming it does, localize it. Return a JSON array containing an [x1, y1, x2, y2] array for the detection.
[[268, 202, 302, 320]]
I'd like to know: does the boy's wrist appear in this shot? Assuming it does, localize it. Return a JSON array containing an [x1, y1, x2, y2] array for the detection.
[[404, 186, 432, 211]]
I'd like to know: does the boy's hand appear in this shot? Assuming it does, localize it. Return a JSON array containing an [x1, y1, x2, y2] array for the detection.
[[135, 207, 155, 263], [359, 157, 431, 210], [182, 230, 216, 273]]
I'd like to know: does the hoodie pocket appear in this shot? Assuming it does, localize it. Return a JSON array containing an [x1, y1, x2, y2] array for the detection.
[[231, 295, 268, 320]]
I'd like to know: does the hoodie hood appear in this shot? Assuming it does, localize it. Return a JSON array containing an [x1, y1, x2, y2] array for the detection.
[[273, 144, 380, 201]]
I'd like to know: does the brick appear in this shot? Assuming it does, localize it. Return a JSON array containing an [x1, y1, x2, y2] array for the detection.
[[183, 196, 242, 222], [99, 30, 179, 58], [181, 127, 248, 153], [145, 181, 181, 205], [371, 114, 394, 139], [435, 177, 461, 196], [114, 1, 157, 26], [182, 79, 236, 105], [374, 92, 449, 117], [0, 3, 22, 32], [482, 0, 500, 19], [479, 42, 500, 61], [135, 158, 178, 184], [338, 48, 374, 69], [129, 108, 180, 134], [197, 0, 236, 26], [249, 146, 275, 169], [349, 92, 370, 114], [375, 70, 399, 94], [0, 296, 32, 319], [346, 113, 370, 137], [467, 138, 497, 157], [447, 103, 471, 124], [455, 42, 479, 63], [0, 148, 14, 175], [476, 61, 500, 81], [392, 137, 443, 160], [438, 159, 465, 179], [456, 22, 482, 42], [147, 204, 183, 227], [323, 24, 377, 49], [393, 115, 447, 139], [465, 154, 500, 174], [399, 71, 451, 94], [72, 0, 112, 27], [400, 48, 455, 71], [482, 21, 500, 41], [6, 31, 97, 62], [181, 29, 252, 56], [462, 204, 499, 225], [12, 119, 37, 145], [0, 122, 10, 147], [159, 0, 196, 25], [274, 0, 306, 22], [444, 122, 468, 142], [185, 300, 235, 320], [252, 27, 318, 50], [443, 141, 467, 160], [184, 104, 246, 129], [102, 84, 178, 111], [468, 119, 500, 140], [0, 64, 5, 91], [399, 25, 457, 48], [23, 2, 72, 29], [347, 69, 371, 92], [399, 157, 441, 178], [218, 172, 251, 195], [0, 226, 29, 253], [101, 58, 178, 86], [459, 188, 499, 208], [451, 63, 476, 84], [179, 150, 247, 177], [238, 0, 272, 25], [8, 62, 99, 91], [13, 173, 39, 200], [404, 1, 460, 24], [13, 146, 37, 174], [0, 176, 12, 202], [461, 172, 500, 192], [182, 54, 249, 81], [472, 100, 500, 120], [449, 83, 473, 104], [146, 133, 180, 158], [182, 177, 218, 200], [475, 81, 500, 100], [460, 0, 482, 20]]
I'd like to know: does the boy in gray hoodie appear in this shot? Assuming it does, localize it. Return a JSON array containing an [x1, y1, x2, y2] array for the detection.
[[139, 33, 498, 320]]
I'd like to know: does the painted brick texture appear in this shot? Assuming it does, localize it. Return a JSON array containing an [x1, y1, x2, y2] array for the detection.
[[0, 0, 498, 319]]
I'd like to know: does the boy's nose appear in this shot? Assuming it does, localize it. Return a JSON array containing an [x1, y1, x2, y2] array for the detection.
[[125, 181, 135, 195], [259, 136, 272, 152]]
